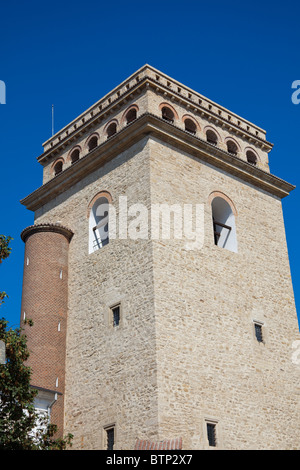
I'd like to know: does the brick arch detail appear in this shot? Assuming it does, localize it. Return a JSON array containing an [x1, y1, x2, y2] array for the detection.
[[87, 190, 113, 218], [67, 145, 82, 162], [244, 146, 260, 162], [51, 157, 65, 176], [204, 125, 222, 142], [86, 132, 100, 150], [121, 104, 139, 125], [208, 191, 238, 216], [182, 114, 201, 131], [159, 102, 179, 120], [104, 119, 119, 134], [224, 135, 241, 152]]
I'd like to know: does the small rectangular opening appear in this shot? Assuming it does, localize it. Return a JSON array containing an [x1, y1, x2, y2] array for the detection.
[[206, 422, 217, 447], [254, 322, 264, 343], [106, 427, 115, 450], [111, 305, 120, 327]]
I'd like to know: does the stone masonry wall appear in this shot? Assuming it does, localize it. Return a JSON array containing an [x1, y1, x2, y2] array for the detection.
[[35, 137, 159, 450], [149, 137, 300, 449]]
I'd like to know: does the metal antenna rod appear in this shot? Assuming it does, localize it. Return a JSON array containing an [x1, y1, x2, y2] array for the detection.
[[52, 104, 54, 136]]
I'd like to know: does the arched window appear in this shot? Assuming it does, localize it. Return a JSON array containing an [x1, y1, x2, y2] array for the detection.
[[54, 160, 63, 176], [125, 108, 137, 124], [226, 140, 238, 156], [89, 196, 110, 253], [211, 196, 237, 252], [88, 135, 98, 151], [162, 106, 174, 123], [107, 122, 117, 138], [70, 148, 80, 164], [206, 130, 218, 145], [184, 118, 197, 135], [246, 150, 257, 165]]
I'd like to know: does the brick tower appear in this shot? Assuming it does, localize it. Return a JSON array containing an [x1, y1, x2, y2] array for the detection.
[[20, 224, 73, 436], [20, 65, 300, 449]]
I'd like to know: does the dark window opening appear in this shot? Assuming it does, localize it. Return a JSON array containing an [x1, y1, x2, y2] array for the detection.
[[254, 323, 264, 343], [184, 118, 196, 135], [227, 140, 238, 156], [54, 161, 63, 176], [126, 108, 137, 124], [206, 130, 218, 145], [70, 149, 80, 164], [88, 136, 98, 151], [112, 305, 120, 327], [162, 106, 174, 123], [107, 122, 117, 138], [207, 423, 217, 447], [106, 427, 114, 450], [246, 151, 257, 165]]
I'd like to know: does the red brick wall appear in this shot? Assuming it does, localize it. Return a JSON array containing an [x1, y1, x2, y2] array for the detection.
[[20, 225, 72, 438]]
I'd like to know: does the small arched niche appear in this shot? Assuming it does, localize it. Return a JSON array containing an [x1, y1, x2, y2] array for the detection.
[[206, 129, 218, 145], [53, 160, 63, 176], [246, 150, 257, 165], [211, 196, 237, 253], [125, 107, 137, 124], [70, 148, 80, 164], [88, 196, 110, 253], [106, 122, 117, 138], [87, 135, 98, 151], [161, 106, 175, 123], [226, 140, 238, 156], [184, 118, 197, 135]]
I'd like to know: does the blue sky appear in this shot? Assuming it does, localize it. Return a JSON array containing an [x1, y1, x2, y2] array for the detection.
[[0, 0, 299, 330]]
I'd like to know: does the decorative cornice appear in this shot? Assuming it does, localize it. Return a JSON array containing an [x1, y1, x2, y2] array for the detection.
[[21, 223, 74, 242], [20, 113, 295, 213], [38, 65, 272, 165]]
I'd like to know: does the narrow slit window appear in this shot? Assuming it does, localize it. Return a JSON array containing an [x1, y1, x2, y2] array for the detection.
[[254, 322, 264, 343], [106, 427, 115, 450], [112, 305, 120, 327], [206, 422, 217, 447]]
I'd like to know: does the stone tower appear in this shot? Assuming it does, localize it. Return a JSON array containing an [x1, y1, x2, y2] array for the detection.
[[20, 65, 300, 450]]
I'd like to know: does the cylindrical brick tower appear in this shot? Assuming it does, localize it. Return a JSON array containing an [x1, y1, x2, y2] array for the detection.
[[20, 223, 73, 438]]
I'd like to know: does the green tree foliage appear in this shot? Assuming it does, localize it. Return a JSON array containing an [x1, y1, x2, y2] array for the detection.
[[0, 235, 12, 308], [0, 235, 73, 450]]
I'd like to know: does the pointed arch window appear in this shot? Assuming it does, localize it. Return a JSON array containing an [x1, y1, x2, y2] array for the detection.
[[211, 196, 237, 252], [89, 196, 110, 253]]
